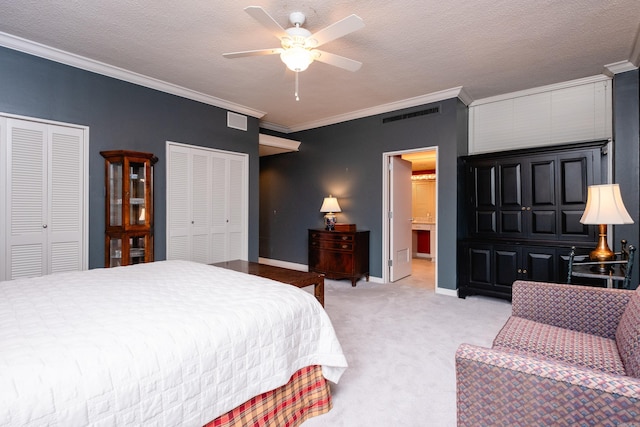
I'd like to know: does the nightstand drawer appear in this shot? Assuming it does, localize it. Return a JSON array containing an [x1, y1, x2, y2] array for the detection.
[[310, 232, 354, 243], [310, 239, 354, 251]]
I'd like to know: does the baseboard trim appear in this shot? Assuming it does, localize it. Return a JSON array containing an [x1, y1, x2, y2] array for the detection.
[[435, 287, 458, 297], [258, 257, 308, 271]]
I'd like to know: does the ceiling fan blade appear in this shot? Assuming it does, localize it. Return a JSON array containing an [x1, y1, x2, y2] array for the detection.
[[308, 14, 364, 47], [312, 50, 362, 72], [244, 6, 287, 40], [223, 48, 283, 59]]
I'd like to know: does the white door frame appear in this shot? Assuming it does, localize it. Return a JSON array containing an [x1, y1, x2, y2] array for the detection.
[[382, 146, 438, 285]]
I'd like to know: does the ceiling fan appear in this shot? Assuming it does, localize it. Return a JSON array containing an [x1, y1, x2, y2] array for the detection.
[[223, 6, 364, 100]]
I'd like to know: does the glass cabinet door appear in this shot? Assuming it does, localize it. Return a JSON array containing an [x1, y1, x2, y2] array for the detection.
[[129, 161, 147, 226], [108, 161, 123, 227], [129, 235, 147, 265], [109, 236, 123, 267]]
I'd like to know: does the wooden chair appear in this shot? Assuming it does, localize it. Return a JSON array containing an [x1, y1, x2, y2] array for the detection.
[[568, 240, 636, 289]]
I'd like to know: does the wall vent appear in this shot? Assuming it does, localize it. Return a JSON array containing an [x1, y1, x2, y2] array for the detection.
[[382, 106, 440, 124], [227, 112, 248, 131]]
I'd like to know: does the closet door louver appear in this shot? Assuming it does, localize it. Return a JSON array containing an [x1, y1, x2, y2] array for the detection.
[[167, 142, 247, 264], [190, 149, 211, 264], [8, 120, 47, 279], [227, 157, 245, 260], [49, 127, 84, 273], [167, 145, 190, 260], [210, 156, 227, 263], [3, 117, 86, 280]]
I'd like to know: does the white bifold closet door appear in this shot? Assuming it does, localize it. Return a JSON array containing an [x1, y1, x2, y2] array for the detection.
[[167, 142, 248, 264], [1, 116, 87, 281]]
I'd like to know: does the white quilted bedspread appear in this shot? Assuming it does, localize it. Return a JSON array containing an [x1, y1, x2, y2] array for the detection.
[[0, 260, 347, 426]]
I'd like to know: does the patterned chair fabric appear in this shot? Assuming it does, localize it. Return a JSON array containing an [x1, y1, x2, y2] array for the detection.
[[493, 316, 626, 375], [617, 290, 640, 378], [456, 280, 640, 426]]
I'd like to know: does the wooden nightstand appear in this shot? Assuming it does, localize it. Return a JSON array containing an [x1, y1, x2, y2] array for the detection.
[[308, 228, 370, 286]]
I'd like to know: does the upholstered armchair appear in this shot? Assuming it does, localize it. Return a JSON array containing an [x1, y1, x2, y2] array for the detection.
[[456, 280, 640, 426]]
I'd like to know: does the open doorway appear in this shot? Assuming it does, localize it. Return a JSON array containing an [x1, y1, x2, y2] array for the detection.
[[382, 147, 438, 290]]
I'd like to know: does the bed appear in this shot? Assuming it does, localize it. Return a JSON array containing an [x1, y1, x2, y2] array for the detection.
[[0, 260, 347, 426]]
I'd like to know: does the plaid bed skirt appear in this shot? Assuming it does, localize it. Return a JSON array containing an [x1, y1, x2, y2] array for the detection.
[[205, 365, 332, 427]]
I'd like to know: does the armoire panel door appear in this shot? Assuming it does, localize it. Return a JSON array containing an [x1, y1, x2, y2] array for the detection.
[[523, 247, 557, 282], [494, 247, 519, 288], [557, 151, 593, 240], [528, 157, 557, 237], [498, 161, 525, 236], [469, 161, 498, 235], [467, 245, 492, 287]]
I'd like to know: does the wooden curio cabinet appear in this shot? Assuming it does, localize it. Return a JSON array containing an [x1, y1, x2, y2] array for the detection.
[[101, 150, 158, 267]]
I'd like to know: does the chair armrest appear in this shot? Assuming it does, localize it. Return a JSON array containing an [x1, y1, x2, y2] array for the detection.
[[456, 343, 640, 426], [511, 280, 633, 339]]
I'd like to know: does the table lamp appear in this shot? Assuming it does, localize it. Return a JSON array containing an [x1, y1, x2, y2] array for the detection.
[[580, 184, 634, 270], [320, 195, 341, 230]]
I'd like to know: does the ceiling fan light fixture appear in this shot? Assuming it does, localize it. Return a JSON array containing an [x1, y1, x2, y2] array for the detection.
[[280, 46, 313, 72]]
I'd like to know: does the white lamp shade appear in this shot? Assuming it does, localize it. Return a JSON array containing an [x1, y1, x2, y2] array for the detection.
[[320, 196, 341, 213], [280, 46, 313, 72], [580, 184, 634, 225]]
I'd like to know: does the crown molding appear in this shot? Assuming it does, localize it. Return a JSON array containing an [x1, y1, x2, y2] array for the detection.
[[469, 74, 612, 107], [0, 31, 266, 119], [604, 60, 638, 76], [280, 86, 470, 133], [259, 120, 292, 134], [0, 31, 469, 133], [631, 26, 640, 68]]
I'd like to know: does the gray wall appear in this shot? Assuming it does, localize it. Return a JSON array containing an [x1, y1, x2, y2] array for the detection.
[[260, 98, 468, 290], [260, 72, 640, 291], [613, 69, 640, 287], [0, 47, 261, 268], [2, 45, 637, 289]]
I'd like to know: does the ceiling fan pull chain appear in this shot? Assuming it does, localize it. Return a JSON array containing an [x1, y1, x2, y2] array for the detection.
[[295, 71, 300, 101]]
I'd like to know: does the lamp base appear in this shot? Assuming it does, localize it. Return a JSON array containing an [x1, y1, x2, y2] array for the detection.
[[589, 224, 615, 272], [324, 213, 337, 231]]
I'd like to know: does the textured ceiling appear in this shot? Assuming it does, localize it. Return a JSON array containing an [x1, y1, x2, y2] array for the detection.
[[0, 0, 639, 133]]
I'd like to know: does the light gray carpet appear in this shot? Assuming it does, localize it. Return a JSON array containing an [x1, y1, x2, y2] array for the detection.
[[303, 278, 512, 427]]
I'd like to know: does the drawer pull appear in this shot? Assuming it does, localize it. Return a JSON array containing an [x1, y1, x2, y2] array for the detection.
[[341, 236, 349, 240], [342, 244, 349, 249]]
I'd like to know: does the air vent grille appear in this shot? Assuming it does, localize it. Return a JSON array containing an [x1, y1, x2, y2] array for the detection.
[[382, 106, 440, 124], [227, 112, 248, 131]]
